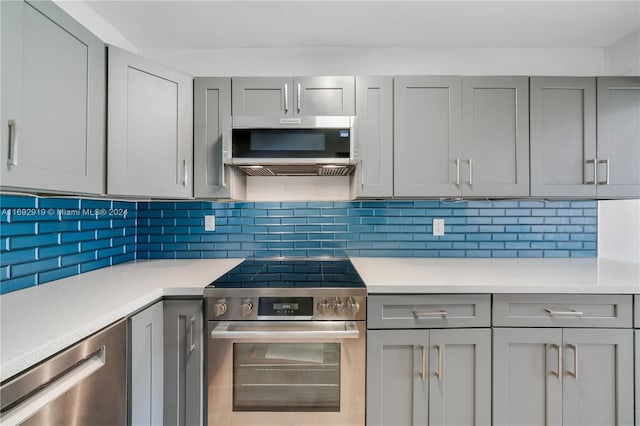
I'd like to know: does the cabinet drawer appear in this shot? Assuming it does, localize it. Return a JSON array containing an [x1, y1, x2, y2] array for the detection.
[[635, 295, 639, 328], [367, 294, 491, 329], [493, 294, 633, 328]]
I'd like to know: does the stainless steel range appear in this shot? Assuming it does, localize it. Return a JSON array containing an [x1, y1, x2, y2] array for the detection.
[[204, 259, 366, 426]]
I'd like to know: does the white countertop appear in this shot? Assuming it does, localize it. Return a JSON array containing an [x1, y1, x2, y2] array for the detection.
[[0, 259, 243, 382], [2, 257, 639, 382], [351, 258, 640, 294]]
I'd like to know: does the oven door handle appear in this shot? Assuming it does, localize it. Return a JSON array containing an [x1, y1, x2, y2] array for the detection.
[[210, 321, 360, 340]]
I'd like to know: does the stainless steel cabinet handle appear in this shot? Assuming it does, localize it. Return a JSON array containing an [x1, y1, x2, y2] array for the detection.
[[549, 344, 562, 378], [413, 310, 448, 319], [544, 309, 584, 317], [585, 159, 597, 185], [435, 345, 443, 381], [297, 83, 301, 113], [568, 344, 578, 378], [455, 158, 461, 186], [7, 119, 17, 166], [284, 83, 289, 113], [182, 159, 188, 186], [188, 316, 196, 353], [467, 158, 473, 186], [420, 345, 427, 381], [598, 159, 610, 185]]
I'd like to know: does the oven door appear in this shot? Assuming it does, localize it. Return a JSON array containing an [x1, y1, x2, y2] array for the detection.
[[207, 321, 365, 426]]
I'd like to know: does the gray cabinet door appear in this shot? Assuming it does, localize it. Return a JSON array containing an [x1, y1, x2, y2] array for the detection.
[[164, 300, 203, 426], [635, 330, 640, 426], [129, 301, 164, 426], [0, 0, 105, 194], [561, 328, 634, 426], [194, 77, 233, 198], [394, 76, 463, 197], [530, 77, 597, 197], [232, 77, 291, 116], [596, 77, 640, 198], [108, 46, 193, 198], [429, 329, 491, 426], [493, 328, 563, 426], [352, 76, 393, 198], [294, 76, 355, 116], [461, 76, 529, 197], [367, 329, 429, 426]]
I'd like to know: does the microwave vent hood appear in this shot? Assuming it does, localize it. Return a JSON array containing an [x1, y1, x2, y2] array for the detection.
[[225, 115, 357, 176], [235, 164, 355, 177]]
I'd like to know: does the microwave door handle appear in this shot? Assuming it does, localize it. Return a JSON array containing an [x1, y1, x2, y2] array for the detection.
[[210, 321, 360, 340]]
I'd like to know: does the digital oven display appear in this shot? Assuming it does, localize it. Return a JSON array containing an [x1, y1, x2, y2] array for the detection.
[[258, 297, 313, 317]]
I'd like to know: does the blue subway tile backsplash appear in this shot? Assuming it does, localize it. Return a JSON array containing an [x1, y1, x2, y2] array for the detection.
[[0, 196, 137, 294], [0, 195, 598, 295], [137, 200, 598, 261]]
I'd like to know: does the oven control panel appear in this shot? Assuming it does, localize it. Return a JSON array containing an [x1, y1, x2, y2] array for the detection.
[[207, 295, 366, 321]]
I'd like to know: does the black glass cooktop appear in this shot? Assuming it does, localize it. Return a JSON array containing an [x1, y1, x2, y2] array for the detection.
[[208, 259, 365, 288]]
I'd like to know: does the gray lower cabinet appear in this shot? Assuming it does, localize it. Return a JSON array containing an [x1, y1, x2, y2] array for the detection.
[[394, 76, 529, 197], [194, 77, 245, 199], [493, 327, 634, 426], [530, 77, 598, 197], [635, 329, 639, 426], [367, 328, 491, 426], [232, 76, 355, 117], [1, 0, 105, 194], [352, 76, 393, 198], [108, 46, 193, 198], [163, 299, 203, 426], [129, 301, 164, 426], [596, 77, 640, 198]]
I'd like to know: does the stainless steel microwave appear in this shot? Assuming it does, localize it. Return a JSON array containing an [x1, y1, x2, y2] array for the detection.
[[223, 116, 356, 176]]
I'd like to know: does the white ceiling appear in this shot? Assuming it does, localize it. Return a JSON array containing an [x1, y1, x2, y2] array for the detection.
[[83, 1, 640, 50]]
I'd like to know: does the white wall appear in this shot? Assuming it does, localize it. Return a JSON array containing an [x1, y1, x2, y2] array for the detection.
[[139, 47, 606, 77], [605, 29, 640, 76], [53, 0, 137, 52], [598, 200, 640, 263]]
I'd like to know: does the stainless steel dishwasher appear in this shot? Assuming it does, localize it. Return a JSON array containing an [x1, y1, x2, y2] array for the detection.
[[0, 320, 127, 426]]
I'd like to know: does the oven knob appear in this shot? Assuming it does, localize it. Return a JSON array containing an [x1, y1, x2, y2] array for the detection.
[[317, 299, 331, 315], [345, 298, 360, 316], [332, 298, 345, 314], [212, 300, 228, 317], [240, 300, 254, 317]]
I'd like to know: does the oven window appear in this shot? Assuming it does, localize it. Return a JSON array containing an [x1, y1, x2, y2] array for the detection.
[[233, 343, 340, 412]]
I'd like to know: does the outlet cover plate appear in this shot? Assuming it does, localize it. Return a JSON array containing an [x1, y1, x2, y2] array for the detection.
[[433, 218, 445, 236]]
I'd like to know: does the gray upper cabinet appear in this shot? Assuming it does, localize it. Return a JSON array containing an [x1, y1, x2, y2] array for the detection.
[[108, 46, 193, 198], [461, 76, 529, 197], [163, 300, 203, 426], [596, 77, 640, 198], [394, 76, 463, 197], [194, 77, 239, 199], [352, 76, 393, 198], [394, 76, 529, 198], [530, 77, 598, 197], [232, 76, 355, 117], [129, 301, 164, 426], [1, 0, 105, 194]]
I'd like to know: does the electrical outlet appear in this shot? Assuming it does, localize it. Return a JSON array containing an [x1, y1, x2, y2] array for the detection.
[[204, 215, 216, 231], [433, 218, 445, 236]]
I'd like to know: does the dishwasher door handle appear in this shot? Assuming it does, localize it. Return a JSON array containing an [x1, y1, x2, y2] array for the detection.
[[0, 347, 105, 426], [210, 321, 360, 340]]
